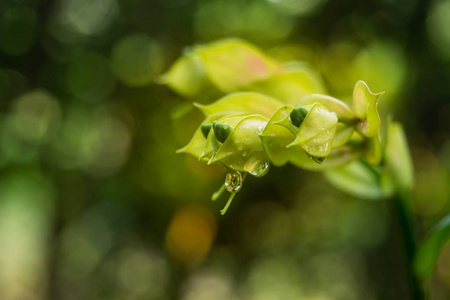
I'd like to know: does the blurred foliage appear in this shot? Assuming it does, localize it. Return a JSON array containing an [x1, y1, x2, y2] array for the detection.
[[0, 0, 449, 300]]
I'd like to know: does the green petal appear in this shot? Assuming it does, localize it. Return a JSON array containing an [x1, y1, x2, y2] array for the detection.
[[197, 38, 282, 93], [295, 94, 355, 119], [332, 123, 354, 149], [177, 112, 229, 157], [203, 114, 248, 160], [246, 65, 327, 105], [288, 103, 338, 159], [195, 92, 283, 118], [365, 133, 382, 165], [260, 105, 299, 166], [160, 52, 209, 97], [209, 115, 270, 177], [352, 80, 384, 137]]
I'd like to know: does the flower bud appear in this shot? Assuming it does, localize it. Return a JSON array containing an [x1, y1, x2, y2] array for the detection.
[[289, 107, 308, 127], [201, 124, 212, 138], [213, 121, 233, 143]]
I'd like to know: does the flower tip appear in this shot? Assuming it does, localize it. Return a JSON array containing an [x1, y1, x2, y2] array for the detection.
[[176, 146, 187, 154]]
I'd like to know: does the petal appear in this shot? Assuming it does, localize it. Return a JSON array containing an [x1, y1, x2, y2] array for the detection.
[[246, 63, 327, 105], [352, 80, 384, 137], [160, 51, 209, 97], [260, 105, 298, 166], [332, 123, 354, 149], [209, 115, 270, 177], [295, 94, 355, 119], [197, 38, 282, 93], [288, 103, 338, 159], [195, 92, 283, 118], [177, 111, 229, 157]]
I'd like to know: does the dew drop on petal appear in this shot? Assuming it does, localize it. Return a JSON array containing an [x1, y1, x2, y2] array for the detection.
[[225, 171, 243, 193], [251, 161, 269, 177]]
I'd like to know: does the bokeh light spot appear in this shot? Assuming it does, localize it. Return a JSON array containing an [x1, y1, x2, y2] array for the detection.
[[9, 90, 62, 144], [165, 206, 216, 266], [111, 34, 165, 87], [427, 0, 450, 60]]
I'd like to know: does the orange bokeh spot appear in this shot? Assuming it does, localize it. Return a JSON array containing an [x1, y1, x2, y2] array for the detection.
[[165, 205, 216, 266]]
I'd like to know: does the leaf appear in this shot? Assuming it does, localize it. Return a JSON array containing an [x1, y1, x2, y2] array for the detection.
[[323, 160, 383, 200], [384, 119, 413, 193], [195, 92, 283, 118], [415, 214, 450, 281], [247, 66, 327, 105], [209, 115, 270, 177], [295, 94, 355, 119], [160, 52, 209, 97], [352, 80, 384, 137], [197, 38, 282, 93], [288, 103, 338, 159]]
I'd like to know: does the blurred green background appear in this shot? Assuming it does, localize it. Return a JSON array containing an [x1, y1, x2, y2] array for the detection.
[[0, 0, 450, 299]]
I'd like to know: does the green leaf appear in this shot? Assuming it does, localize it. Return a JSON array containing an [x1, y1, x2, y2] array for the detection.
[[415, 214, 450, 280], [352, 80, 384, 137], [197, 38, 282, 93], [287, 103, 338, 159], [195, 92, 283, 118], [295, 94, 355, 119], [323, 160, 383, 200], [160, 52, 209, 97], [209, 115, 270, 177], [384, 119, 413, 193]]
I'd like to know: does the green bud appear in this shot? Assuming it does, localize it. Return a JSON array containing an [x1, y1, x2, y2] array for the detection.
[[201, 124, 212, 138], [312, 156, 326, 164], [289, 107, 308, 127], [213, 121, 233, 143]]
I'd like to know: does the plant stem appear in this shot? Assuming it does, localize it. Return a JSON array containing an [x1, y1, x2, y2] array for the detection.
[[390, 191, 425, 300], [364, 161, 425, 299]]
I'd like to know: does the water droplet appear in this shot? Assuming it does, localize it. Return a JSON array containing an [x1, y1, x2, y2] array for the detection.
[[251, 161, 269, 177], [225, 171, 243, 193]]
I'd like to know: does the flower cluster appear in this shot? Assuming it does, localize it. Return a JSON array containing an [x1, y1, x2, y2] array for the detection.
[[176, 82, 382, 214], [163, 39, 410, 214]]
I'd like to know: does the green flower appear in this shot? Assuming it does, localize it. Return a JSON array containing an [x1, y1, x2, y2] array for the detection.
[[166, 39, 387, 214]]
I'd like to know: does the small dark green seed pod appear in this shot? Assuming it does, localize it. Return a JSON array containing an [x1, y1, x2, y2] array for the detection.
[[290, 107, 309, 127], [213, 121, 233, 143], [201, 124, 212, 138]]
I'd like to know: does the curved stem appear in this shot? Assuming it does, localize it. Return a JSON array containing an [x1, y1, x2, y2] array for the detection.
[[220, 192, 236, 215]]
